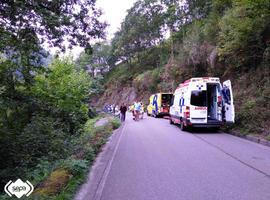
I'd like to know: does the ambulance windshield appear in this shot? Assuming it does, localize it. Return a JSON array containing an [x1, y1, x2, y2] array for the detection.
[[162, 94, 172, 104], [191, 91, 207, 106]]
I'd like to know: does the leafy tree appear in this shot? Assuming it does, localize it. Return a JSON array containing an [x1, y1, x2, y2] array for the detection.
[[202, 0, 233, 44], [33, 58, 91, 116], [0, 0, 107, 52], [0, 57, 91, 187], [218, 0, 270, 68], [77, 42, 111, 72], [162, 0, 187, 32], [0, 0, 106, 187], [111, 0, 166, 64], [0, 1, 106, 130], [0, 0, 106, 136], [185, 0, 213, 20]]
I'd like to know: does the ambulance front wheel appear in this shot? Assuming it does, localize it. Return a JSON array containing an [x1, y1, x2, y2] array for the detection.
[[169, 117, 174, 124], [152, 112, 158, 118]]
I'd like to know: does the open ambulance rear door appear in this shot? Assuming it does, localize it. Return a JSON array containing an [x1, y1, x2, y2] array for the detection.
[[222, 80, 235, 123]]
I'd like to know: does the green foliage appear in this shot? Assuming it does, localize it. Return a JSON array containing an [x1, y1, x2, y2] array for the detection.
[[0, 0, 107, 198], [105, 64, 134, 85], [29, 160, 55, 186], [186, 0, 213, 20], [20, 115, 70, 165], [89, 75, 105, 95], [84, 118, 100, 134], [76, 42, 111, 71], [133, 67, 162, 94], [60, 159, 89, 175], [0, 115, 115, 200], [33, 58, 91, 116], [0, 0, 106, 52], [110, 118, 121, 130], [218, 0, 270, 68], [111, 0, 166, 64], [0, 57, 93, 191]]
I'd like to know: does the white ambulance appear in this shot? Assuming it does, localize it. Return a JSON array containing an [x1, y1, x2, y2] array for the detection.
[[169, 77, 235, 130]]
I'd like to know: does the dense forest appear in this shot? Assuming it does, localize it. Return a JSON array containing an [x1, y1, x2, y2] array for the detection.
[[0, 0, 270, 199], [78, 0, 270, 137], [0, 0, 120, 199]]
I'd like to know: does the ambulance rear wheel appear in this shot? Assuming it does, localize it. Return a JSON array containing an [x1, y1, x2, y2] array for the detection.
[[211, 127, 220, 132], [180, 121, 186, 131]]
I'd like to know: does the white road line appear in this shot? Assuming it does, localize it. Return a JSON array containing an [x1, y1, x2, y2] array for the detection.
[[93, 122, 127, 200], [193, 134, 270, 178]]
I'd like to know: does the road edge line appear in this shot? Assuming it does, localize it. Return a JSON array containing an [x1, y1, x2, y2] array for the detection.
[[93, 122, 126, 200], [193, 133, 270, 179], [227, 132, 270, 148]]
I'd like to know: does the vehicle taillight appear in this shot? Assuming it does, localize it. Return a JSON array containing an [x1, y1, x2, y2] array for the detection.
[[218, 96, 222, 107], [185, 106, 190, 118]]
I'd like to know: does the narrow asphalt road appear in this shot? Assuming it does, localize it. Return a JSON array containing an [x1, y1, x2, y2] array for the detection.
[[77, 113, 270, 200]]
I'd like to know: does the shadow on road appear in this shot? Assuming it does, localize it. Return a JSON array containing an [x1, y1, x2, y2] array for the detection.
[[149, 116, 221, 134], [187, 127, 221, 134]]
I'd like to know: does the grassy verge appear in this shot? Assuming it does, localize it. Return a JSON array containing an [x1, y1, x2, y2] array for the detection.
[[0, 116, 121, 200]]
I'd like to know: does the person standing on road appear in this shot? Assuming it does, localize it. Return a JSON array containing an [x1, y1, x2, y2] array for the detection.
[[130, 103, 135, 120], [113, 104, 116, 114], [134, 101, 141, 121], [120, 104, 127, 122], [140, 102, 144, 119]]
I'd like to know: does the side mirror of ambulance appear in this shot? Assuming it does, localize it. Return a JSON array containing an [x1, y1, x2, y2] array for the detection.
[[222, 80, 235, 123], [170, 95, 174, 107]]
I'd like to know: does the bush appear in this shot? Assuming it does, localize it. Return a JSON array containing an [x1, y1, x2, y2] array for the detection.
[[0, 57, 94, 192], [218, 1, 270, 69], [110, 118, 121, 130], [33, 58, 91, 120], [133, 68, 162, 93], [0, 115, 116, 199], [0, 115, 71, 188]]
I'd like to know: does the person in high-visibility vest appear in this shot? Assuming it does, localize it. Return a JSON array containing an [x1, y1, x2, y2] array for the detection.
[[134, 101, 141, 121], [140, 102, 144, 119]]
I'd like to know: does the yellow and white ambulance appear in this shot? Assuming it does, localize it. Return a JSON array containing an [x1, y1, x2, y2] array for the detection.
[[147, 93, 173, 117], [169, 77, 235, 130]]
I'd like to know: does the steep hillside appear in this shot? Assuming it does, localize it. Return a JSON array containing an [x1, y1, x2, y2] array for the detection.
[[85, 0, 270, 137], [98, 60, 270, 136]]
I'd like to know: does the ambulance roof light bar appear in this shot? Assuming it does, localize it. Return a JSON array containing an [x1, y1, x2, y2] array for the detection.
[[178, 77, 220, 88], [183, 77, 220, 83]]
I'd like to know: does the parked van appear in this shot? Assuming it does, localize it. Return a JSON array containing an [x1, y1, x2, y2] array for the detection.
[[169, 77, 235, 130], [147, 93, 173, 117]]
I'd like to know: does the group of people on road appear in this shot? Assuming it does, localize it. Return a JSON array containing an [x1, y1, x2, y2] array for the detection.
[[103, 104, 119, 114], [104, 104, 125, 120], [103, 101, 145, 122]]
